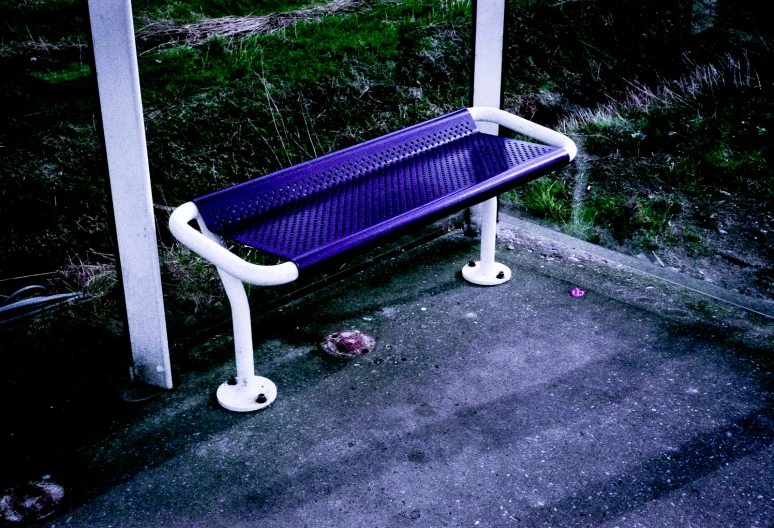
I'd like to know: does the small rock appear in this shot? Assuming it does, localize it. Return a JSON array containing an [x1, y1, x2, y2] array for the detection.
[[319, 330, 376, 359], [718, 229, 728, 234]]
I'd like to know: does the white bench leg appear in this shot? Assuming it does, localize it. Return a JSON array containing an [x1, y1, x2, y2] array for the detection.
[[214, 269, 277, 412], [462, 197, 511, 286]]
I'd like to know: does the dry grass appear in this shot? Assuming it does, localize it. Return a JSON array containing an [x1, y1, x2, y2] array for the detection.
[[0, 39, 86, 59], [57, 258, 117, 296], [561, 55, 760, 133], [136, 0, 368, 49]]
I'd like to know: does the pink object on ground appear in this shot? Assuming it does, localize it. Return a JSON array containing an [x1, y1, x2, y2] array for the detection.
[[570, 287, 585, 297], [320, 330, 376, 359]]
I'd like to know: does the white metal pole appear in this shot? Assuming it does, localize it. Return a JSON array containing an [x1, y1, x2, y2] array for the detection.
[[479, 197, 498, 276], [462, 0, 511, 285], [88, 0, 172, 389], [217, 271, 256, 385], [472, 0, 505, 133], [467, 0, 505, 237], [214, 270, 278, 412]]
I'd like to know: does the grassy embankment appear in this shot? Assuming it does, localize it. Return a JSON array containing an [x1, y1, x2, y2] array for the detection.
[[1, 0, 473, 327], [1, 0, 772, 361], [498, 1, 773, 296]]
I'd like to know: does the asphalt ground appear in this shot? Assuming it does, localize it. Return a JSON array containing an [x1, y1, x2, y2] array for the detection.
[[30, 218, 774, 528]]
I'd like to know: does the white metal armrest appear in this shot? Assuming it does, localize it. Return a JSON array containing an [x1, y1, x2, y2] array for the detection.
[[169, 201, 299, 286], [467, 107, 577, 161]]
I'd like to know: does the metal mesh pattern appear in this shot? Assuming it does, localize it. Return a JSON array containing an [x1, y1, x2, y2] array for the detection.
[[194, 109, 568, 269], [198, 113, 476, 233]]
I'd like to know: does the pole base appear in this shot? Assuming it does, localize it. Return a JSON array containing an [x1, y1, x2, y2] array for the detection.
[[216, 376, 277, 412], [462, 261, 511, 286]]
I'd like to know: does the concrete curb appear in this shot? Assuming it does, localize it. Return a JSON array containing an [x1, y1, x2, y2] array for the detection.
[[499, 213, 774, 320]]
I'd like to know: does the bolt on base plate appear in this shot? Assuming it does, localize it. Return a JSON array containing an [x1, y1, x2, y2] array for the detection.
[[216, 375, 277, 412], [462, 261, 511, 286]]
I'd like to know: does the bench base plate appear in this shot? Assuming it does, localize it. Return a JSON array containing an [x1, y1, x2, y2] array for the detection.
[[462, 261, 511, 286], [216, 376, 277, 412]]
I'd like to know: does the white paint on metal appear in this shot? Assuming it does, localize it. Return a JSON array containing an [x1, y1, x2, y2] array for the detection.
[[479, 197, 498, 276], [169, 201, 297, 411], [88, 0, 171, 388], [462, 261, 511, 286], [462, 108, 576, 286], [216, 268, 278, 412], [169, 202, 300, 286], [462, 198, 511, 286], [472, 0, 506, 136], [468, 0, 505, 234], [468, 106, 578, 160], [217, 376, 278, 413]]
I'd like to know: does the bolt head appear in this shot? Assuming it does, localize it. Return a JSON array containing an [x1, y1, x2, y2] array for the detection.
[[256, 394, 268, 404], [496, 271, 505, 279], [468, 260, 476, 267], [227, 376, 237, 386]]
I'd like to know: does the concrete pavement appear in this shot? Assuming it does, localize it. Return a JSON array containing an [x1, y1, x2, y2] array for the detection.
[[33, 219, 774, 528]]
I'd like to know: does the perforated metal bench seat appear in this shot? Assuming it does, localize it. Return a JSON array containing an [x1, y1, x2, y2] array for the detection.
[[169, 107, 576, 412], [193, 109, 571, 271]]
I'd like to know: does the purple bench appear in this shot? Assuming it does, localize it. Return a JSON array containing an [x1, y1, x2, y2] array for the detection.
[[170, 107, 576, 411]]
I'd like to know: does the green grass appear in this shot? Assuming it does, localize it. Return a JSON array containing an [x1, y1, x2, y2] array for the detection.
[[0, 0, 314, 46], [1, 0, 473, 323], [571, 61, 774, 199], [30, 62, 91, 83], [138, 0, 473, 203], [505, 177, 572, 223], [2, 0, 774, 347], [581, 193, 682, 250]]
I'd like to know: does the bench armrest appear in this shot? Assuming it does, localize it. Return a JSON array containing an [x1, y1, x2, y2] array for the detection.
[[169, 202, 299, 286], [467, 107, 577, 161]]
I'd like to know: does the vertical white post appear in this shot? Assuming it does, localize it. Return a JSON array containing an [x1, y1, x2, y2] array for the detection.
[[88, 0, 172, 388], [467, 0, 506, 236], [472, 0, 506, 132], [216, 271, 256, 385], [462, 0, 511, 286], [479, 197, 498, 276], [214, 269, 278, 412]]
